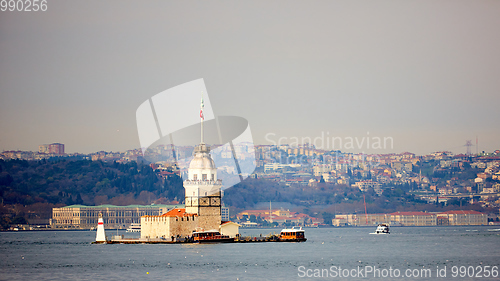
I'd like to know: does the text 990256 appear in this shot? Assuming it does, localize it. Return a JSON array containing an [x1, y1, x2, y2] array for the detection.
[[1, 0, 47, 11]]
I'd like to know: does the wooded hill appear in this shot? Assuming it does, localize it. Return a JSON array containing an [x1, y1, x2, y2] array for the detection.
[[0, 159, 184, 207], [0, 159, 494, 229]]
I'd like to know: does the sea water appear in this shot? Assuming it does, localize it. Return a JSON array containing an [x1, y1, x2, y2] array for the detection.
[[1, 226, 499, 280]]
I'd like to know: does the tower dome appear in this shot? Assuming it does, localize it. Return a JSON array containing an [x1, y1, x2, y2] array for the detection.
[[188, 143, 216, 170], [187, 143, 218, 182]]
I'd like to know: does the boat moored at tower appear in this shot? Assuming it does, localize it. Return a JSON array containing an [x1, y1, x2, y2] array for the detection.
[[279, 226, 307, 242]]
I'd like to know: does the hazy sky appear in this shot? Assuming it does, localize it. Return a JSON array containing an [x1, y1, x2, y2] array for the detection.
[[1, 1, 499, 155]]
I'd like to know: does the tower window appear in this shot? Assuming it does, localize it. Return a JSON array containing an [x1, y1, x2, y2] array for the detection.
[[211, 174, 215, 181], [202, 174, 207, 181], [193, 174, 197, 181]]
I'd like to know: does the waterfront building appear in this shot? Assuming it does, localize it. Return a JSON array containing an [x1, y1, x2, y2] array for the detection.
[[333, 212, 465, 227], [220, 221, 241, 238], [236, 209, 315, 226], [333, 214, 389, 226], [389, 211, 436, 226], [237, 209, 292, 220], [50, 204, 181, 229], [437, 210, 487, 226]]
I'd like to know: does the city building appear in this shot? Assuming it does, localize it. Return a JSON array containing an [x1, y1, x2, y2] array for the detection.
[[38, 144, 50, 154], [50, 204, 180, 229], [313, 164, 334, 176], [236, 209, 316, 226], [389, 211, 436, 226], [264, 163, 301, 172], [334, 212, 440, 226], [333, 214, 389, 226], [437, 210, 487, 226], [221, 207, 229, 221], [39, 143, 65, 155], [355, 180, 382, 192]]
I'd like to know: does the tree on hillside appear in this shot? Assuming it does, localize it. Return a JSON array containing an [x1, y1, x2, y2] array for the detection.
[[322, 212, 334, 225]]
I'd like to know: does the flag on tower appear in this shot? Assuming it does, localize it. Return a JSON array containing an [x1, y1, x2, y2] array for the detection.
[[200, 94, 204, 120]]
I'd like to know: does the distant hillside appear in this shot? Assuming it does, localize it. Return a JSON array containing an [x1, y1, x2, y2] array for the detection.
[[0, 159, 494, 229], [223, 178, 493, 220], [0, 159, 184, 206], [0, 159, 184, 229]]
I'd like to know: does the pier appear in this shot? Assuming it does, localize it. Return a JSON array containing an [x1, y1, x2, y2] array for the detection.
[[93, 235, 306, 244]]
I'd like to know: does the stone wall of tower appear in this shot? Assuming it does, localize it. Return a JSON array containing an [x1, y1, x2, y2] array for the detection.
[[197, 206, 221, 231], [141, 215, 199, 239], [168, 216, 199, 238]]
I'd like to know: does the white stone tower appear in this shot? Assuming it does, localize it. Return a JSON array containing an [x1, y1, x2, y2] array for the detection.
[[183, 95, 222, 230], [95, 212, 106, 242]]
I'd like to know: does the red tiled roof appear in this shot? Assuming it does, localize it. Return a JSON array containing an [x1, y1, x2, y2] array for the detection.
[[439, 210, 484, 215], [160, 208, 197, 217], [389, 211, 434, 216], [295, 213, 310, 218]]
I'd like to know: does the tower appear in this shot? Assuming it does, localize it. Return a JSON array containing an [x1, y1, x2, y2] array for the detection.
[[183, 94, 222, 230], [95, 212, 106, 242], [184, 144, 222, 216], [465, 140, 473, 156]]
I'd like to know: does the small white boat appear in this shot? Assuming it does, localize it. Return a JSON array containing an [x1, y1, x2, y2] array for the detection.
[[126, 223, 141, 233], [370, 223, 390, 234]]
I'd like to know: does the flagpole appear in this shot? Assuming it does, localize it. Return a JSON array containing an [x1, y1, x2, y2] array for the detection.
[[200, 94, 204, 144]]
